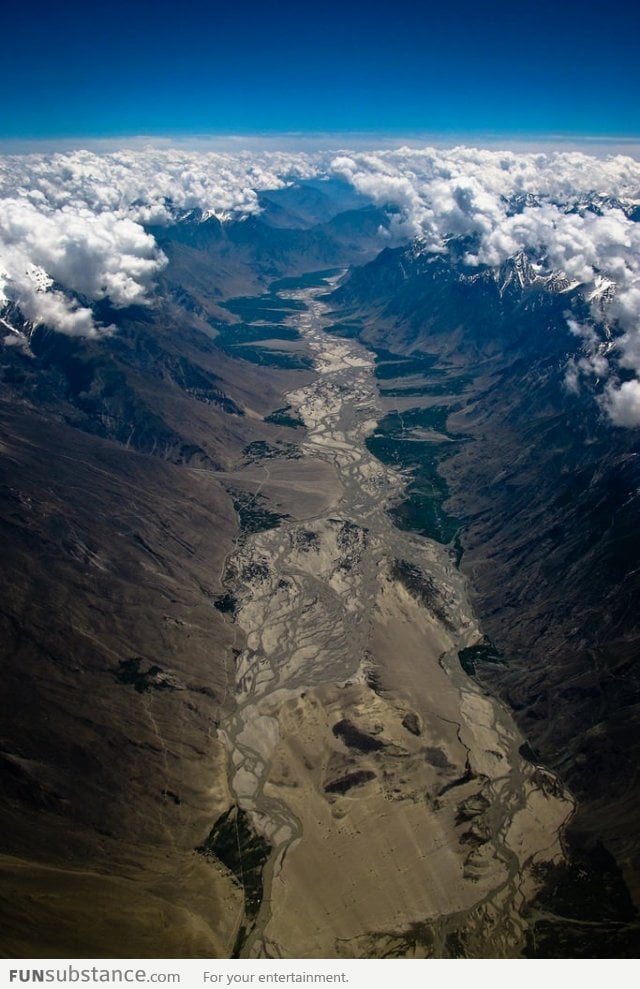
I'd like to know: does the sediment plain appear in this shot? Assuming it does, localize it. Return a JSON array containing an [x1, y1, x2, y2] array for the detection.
[[214, 283, 575, 957]]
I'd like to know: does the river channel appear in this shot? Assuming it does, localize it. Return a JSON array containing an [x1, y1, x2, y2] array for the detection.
[[216, 280, 574, 958]]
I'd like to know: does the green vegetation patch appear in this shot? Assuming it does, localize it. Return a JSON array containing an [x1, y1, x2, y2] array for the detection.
[[242, 440, 300, 462], [390, 492, 461, 545], [374, 350, 440, 380], [264, 405, 305, 429], [324, 320, 364, 339], [373, 405, 452, 436], [366, 408, 463, 545], [270, 269, 340, 291], [228, 487, 287, 536], [216, 342, 312, 370], [457, 639, 506, 676], [221, 295, 307, 323], [213, 593, 237, 616], [380, 375, 471, 398], [196, 806, 271, 920], [374, 347, 416, 363], [214, 321, 301, 345]]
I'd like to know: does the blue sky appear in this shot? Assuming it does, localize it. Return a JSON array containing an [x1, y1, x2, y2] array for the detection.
[[2, 0, 639, 141]]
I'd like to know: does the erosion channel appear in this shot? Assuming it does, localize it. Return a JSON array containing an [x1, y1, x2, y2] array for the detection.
[[213, 278, 574, 958]]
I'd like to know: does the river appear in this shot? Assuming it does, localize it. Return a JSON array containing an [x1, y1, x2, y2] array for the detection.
[[217, 280, 574, 958]]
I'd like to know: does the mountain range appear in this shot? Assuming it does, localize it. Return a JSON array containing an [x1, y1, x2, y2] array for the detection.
[[1, 176, 639, 957]]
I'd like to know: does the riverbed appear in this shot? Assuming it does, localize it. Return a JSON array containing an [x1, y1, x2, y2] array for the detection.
[[217, 281, 574, 958]]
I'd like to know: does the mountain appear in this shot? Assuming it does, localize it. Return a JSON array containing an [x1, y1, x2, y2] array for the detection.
[[150, 201, 389, 309], [0, 183, 401, 955], [258, 178, 370, 228], [1, 187, 639, 958], [325, 239, 640, 914]]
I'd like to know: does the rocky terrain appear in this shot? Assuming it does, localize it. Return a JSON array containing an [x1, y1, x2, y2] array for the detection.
[[2, 179, 639, 958], [324, 244, 640, 952], [199, 282, 575, 958]]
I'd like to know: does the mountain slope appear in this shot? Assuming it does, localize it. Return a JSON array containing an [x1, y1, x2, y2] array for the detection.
[[326, 241, 640, 909]]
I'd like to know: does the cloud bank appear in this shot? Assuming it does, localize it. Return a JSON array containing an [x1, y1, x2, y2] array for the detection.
[[1, 144, 639, 423], [329, 147, 640, 425], [0, 148, 318, 337]]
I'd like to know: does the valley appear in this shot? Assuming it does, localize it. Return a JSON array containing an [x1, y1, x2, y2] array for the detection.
[[209, 279, 575, 957], [2, 166, 639, 960]]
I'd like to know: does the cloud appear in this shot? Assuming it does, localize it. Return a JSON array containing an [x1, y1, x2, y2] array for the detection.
[[0, 204, 164, 338], [0, 148, 319, 223], [1, 143, 640, 424], [0, 148, 318, 337], [603, 379, 640, 427], [328, 147, 640, 425]]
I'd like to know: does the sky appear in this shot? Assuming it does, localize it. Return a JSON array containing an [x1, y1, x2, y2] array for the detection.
[[1, 0, 638, 142], [2, 1, 640, 427]]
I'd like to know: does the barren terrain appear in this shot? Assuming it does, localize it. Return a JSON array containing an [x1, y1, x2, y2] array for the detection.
[[215, 286, 574, 957]]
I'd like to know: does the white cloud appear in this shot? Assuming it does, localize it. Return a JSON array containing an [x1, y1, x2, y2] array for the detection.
[[328, 147, 640, 425], [0, 148, 318, 337], [603, 379, 640, 427], [1, 143, 640, 424]]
